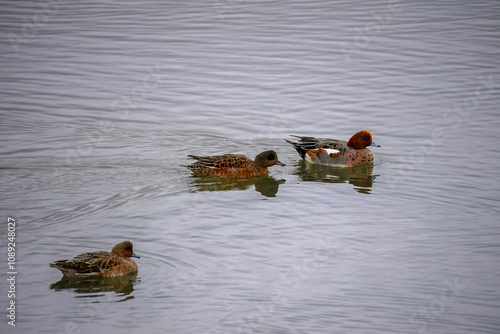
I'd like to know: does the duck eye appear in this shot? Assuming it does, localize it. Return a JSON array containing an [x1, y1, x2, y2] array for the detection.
[[364, 136, 370, 141], [268, 153, 275, 160]]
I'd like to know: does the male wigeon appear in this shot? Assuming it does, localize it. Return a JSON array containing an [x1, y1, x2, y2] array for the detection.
[[285, 130, 380, 166], [185, 150, 285, 178], [50, 240, 139, 277]]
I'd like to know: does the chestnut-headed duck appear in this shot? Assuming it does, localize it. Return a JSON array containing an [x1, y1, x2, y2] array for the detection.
[[185, 150, 285, 178], [285, 130, 380, 167], [50, 240, 139, 278]]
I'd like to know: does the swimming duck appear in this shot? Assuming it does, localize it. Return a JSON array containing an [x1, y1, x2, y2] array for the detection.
[[50, 240, 139, 277], [285, 130, 380, 166], [186, 150, 285, 178]]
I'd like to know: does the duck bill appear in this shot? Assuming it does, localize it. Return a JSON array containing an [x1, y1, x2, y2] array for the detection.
[[276, 161, 286, 166], [370, 142, 380, 147], [131, 252, 140, 259]]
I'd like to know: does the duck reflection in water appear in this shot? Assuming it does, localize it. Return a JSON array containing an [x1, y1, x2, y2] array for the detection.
[[294, 160, 376, 194], [188, 174, 285, 197], [50, 272, 137, 297]]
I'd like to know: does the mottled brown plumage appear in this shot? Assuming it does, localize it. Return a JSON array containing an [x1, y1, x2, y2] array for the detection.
[[185, 150, 285, 178], [50, 241, 139, 277]]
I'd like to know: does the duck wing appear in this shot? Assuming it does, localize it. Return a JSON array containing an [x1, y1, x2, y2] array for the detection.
[[187, 154, 251, 169], [50, 251, 118, 275], [286, 136, 347, 159]]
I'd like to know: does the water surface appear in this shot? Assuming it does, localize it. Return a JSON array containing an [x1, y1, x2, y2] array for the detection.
[[1, 1, 500, 333]]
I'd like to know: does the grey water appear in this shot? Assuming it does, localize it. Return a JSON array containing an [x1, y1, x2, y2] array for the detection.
[[1, 1, 500, 333]]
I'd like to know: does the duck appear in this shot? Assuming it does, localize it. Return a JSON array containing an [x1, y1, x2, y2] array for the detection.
[[50, 240, 139, 277], [285, 130, 380, 166], [185, 150, 285, 178]]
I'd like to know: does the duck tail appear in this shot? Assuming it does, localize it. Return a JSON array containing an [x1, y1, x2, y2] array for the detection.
[[284, 139, 306, 160]]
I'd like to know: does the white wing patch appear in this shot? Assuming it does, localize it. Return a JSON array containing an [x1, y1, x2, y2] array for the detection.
[[305, 148, 342, 164], [324, 148, 340, 155]]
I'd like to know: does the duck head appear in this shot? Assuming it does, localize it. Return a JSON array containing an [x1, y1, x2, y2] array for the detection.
[[347, 130, 380, 149], [112, 240, 140, 259], [254, 150, 286, 168]]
